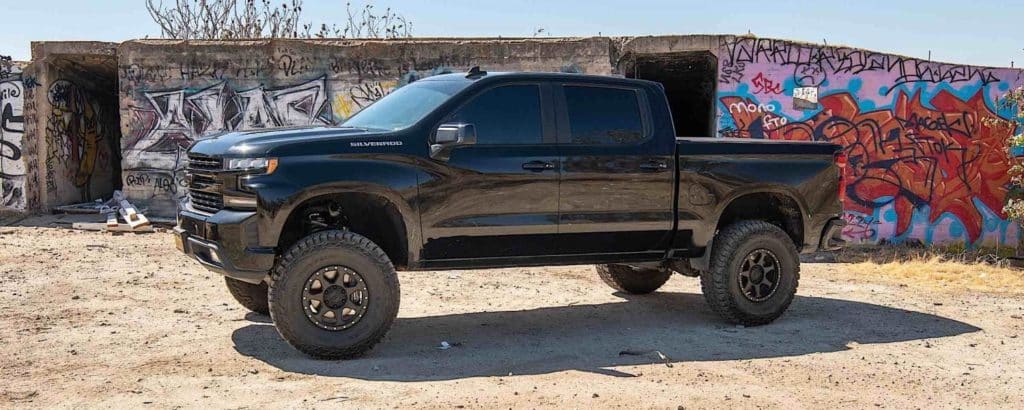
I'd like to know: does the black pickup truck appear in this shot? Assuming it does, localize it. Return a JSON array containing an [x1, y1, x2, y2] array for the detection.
[[174, 68, 847, 359]]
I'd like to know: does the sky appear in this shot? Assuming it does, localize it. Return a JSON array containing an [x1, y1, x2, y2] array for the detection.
[[1, 0, 1022, 67]]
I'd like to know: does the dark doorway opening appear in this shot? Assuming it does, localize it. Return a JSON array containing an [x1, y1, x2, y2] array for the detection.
[[625, 52, 717, 137], [46, 53, 123, 201]]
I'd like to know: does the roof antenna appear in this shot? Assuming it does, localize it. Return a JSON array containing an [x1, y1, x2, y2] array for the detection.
[[466, 66, 487, 79]]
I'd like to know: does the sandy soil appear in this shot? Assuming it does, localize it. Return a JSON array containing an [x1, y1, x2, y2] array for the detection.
[[2, 217, 1023, 409]]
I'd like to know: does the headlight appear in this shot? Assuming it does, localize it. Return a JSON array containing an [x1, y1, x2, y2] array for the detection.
[[226, 157, 277, 174]]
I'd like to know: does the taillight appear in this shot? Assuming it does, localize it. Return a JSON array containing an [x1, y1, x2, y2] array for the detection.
[[834, 151, 848, 204]]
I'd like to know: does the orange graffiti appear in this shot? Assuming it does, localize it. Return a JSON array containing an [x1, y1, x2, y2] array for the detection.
[[721, 90, 1012, 242]]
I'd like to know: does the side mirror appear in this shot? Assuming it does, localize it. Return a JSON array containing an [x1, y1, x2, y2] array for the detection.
[[431, 123, 476, 160]]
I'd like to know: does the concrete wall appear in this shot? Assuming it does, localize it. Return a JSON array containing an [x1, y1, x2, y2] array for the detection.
[[19, 42, 121, 212], [715, 36, 1024, 246], [1, 58, 27, 210], [19, 35, 1024, 247], [118, 38, 612, 216]]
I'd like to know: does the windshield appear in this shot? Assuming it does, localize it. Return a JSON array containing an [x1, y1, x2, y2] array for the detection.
[[342, 80, 468, 131]]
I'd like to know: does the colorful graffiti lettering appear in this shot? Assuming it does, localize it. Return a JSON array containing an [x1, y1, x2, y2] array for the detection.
[[751, 72, 783, 95], [718, 37, 1024, 246]]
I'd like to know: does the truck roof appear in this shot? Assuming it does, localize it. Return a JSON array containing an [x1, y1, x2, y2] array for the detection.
[[420, 71, 662, 88]]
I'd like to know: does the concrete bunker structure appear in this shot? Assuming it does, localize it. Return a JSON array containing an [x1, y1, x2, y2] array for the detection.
[[2, 35, 1021, 247]]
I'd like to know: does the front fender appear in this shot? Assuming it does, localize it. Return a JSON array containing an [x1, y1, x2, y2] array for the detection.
[[248, 155, 424, 259]]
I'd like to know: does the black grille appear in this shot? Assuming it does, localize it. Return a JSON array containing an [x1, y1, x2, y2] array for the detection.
[[186, 154, 223, 213], [188, 190, 223, 214], [188, 154, 222, 171], [190, 174, 217, 190]]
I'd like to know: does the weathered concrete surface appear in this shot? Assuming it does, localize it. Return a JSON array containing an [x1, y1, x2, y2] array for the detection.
[[117, 37, 613, 216], [19, 41, 121, 212]]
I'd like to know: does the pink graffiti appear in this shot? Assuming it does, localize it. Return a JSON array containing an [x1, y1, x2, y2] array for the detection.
[[751, 72, 784, 95]]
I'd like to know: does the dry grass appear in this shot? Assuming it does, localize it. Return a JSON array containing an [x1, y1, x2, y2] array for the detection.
[[832, 245, 1024, 294]]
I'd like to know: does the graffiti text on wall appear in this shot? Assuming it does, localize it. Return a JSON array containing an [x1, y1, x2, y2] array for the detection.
[[122, 68, 460, 212], [127, 76, 333, 155], [720, 37, 1002, 91], [1, 56, 25, 209], [717, 37, 1024, 246], [124, 76, 341, 212], [122, 56, 589, 216]]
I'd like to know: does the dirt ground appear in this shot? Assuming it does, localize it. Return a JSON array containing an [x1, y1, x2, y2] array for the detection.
[[2, 216, 1023, 409]]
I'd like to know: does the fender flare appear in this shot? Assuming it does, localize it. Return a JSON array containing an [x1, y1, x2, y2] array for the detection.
[[265, 181, 421, 263]]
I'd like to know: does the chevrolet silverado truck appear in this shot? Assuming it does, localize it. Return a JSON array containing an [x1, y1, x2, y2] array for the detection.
[[174, 68, 847, 359]]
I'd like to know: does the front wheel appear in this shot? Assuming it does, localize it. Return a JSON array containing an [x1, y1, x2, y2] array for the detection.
[[269, 230, 400, 359], [700, 220, 800, 326], [224, 277, 269, 315]]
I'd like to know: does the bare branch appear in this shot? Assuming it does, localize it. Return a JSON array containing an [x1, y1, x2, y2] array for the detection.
[[146, 0, 413, 40]]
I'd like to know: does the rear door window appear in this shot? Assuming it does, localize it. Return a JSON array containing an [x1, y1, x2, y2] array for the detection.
[[563, 85, 645, 144]]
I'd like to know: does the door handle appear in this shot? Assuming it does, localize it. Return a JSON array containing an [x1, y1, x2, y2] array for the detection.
[[640, 160, 668, 171], [522, 161, 556, 171]]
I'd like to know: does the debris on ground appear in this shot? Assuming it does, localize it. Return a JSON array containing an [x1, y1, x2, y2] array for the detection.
[[72, 222, 154, 233], [1, 390, 38, 402], [438, 341, 463, 350], [619, 349, 674, 367], [53, 200, 108, 215], [114, 191, 150, 230], [59, 190, 155, 234]]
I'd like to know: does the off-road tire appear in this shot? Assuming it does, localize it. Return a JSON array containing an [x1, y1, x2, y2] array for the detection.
[[269, 230, 400, 359], [224, 277, 269, 314], [700, 220, 800, 326], [596, 264, 672, 294]]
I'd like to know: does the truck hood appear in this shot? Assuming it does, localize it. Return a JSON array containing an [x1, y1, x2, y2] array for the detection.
[[188, 126, 398, 157]]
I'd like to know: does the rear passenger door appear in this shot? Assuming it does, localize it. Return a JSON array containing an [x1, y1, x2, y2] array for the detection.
[[555, 83, 675, 257]]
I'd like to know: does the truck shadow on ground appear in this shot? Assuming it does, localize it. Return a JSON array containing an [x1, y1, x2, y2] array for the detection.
[[231, 291, 979, 381]]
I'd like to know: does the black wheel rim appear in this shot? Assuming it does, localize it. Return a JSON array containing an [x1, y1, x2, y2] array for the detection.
[[302, 266, 369, 330], [738, 249, 781, 302]]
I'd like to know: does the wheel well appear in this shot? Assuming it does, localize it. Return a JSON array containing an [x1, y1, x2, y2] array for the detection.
[[716, 192, 803, 247], [278, 193, 409, 269]]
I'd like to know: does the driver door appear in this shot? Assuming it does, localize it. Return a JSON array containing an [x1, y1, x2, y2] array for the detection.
[[417, 82, 560, 262]]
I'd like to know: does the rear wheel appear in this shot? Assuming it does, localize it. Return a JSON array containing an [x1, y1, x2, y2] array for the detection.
[[596, 264, 672, 294], [224, 277, 269, 315], [700, 220, 800, 326], [269, 230, 400, 359]]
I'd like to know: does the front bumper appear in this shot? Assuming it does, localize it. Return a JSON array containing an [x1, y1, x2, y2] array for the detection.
[[174, 209, 276, 284], [818, 218, 847, 251]]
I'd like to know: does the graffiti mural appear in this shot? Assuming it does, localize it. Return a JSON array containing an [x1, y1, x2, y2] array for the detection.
[[126, 77, 332, 160], [1, 58, 26, 210], [117, 37, 600, 216], [123, 76, 339, 212], [44, 80, 114, 200], [718, 37, 1024, 246]]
